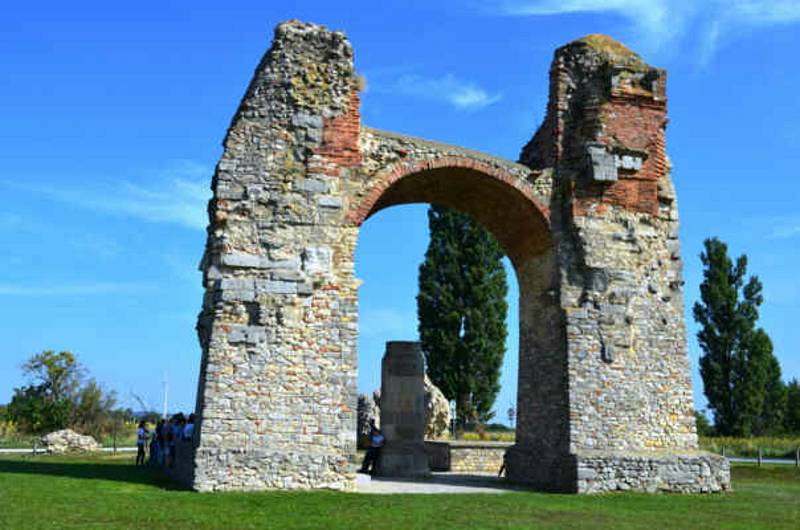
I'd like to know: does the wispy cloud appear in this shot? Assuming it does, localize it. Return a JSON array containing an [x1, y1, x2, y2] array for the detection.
[[492, 1, 800, 62], [0, 282, 154, 296], [0, 213, 39, 233], [378, 73, 502, 110], [769, 222, 800, 240], [10, 160, 211, 230]]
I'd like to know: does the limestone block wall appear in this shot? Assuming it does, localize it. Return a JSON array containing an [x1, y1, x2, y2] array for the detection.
[[449, 442, 510, 474], [424, 441, 511, 474]]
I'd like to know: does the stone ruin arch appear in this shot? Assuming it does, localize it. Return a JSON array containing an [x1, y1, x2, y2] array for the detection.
[[188, 20, 730, 493]]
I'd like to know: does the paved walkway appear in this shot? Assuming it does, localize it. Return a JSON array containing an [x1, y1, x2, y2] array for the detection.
[[355, 472, 526, 494]]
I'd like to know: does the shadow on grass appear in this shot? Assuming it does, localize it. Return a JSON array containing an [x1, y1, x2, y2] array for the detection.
[[368, 472, 532, 492], [0, 458, 188, 491]]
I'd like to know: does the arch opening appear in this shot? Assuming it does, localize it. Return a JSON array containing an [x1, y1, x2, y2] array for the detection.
[[349, 164, 568, 474], [357, 166, 551, 270]]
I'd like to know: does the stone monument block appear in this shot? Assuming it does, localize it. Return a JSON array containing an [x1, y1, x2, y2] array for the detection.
[[375, 341, 430, 478]]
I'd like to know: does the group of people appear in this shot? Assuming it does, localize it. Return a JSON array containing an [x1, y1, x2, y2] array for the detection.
[[136, 413, 387, 474], [135, 413, 195, 467]]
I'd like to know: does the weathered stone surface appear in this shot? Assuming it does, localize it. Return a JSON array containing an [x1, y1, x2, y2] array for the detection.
[[188, 21, 729, 494], [358, 374, 450, 449], [423, 374, 451, 440], [374, 341, 430, 478], [356, 392, 379, 449], [40, 429, 100, 454]]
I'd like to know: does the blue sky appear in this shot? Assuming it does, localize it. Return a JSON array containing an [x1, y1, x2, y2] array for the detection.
[[1, 1, 798, 423]]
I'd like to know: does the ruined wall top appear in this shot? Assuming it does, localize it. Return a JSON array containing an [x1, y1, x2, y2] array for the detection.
[[520, 32, 669, 217]]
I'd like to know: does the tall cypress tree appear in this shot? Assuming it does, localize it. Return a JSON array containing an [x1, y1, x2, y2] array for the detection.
[[693, 237, 784, 436], [417, 206, 508, 427]]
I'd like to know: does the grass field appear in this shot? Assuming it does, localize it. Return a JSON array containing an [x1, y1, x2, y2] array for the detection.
[[0, 454, 798, 529]]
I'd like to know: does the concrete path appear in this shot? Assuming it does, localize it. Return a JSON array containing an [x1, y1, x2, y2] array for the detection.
[[355, 472, 526, 494]]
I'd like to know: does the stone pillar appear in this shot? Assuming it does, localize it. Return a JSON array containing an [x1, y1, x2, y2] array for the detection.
[[190, 20, 362, 492], [374, 341, 430, 478]]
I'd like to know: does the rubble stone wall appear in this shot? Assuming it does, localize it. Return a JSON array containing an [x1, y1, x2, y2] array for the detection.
[[190, 21, 729, 494]]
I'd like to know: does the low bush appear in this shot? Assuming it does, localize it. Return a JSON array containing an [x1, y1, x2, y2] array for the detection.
[[460, 431, 515, 442]]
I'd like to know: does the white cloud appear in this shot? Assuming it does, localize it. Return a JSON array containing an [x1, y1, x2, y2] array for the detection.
[[0, 282, 153, 296], [11, 160, 211, 230], [494, 0, 800, 61], [769, 223, 800, 240], [387, 74, 502, 110]]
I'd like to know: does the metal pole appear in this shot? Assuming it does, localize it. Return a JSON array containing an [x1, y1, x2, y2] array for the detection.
[[795, 447, 799, 468], [721, 445, 725, 458], [757, 447, 762, 467], [113, 422, 117, 454]]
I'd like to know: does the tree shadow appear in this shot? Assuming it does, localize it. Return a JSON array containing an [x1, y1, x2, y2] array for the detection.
[[0, 457, 189, 491]]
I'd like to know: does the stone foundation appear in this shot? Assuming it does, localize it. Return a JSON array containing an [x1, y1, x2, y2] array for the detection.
[[165, 440, 195, 488], [507, 446, 730, 493], [192, 448, 354, 492]]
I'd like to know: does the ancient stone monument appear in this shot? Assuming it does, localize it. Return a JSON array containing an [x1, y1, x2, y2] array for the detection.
[[189, 20, 730, 493], [374, 341, 430, 477], [357, 373, 450, 449]]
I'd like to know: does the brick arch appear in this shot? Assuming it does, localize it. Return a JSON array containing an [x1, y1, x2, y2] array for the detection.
[[347, 157, 552, 268]]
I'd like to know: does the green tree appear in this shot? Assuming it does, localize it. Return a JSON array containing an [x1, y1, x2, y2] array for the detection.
[[7, 384, 72, 434], [7, 350, 120, 436], [7, 351, 82, 434], [71, 379, 118, 438], [417, 206, 508, 427], [693, 238, 784, 436], [22, 350, 83, 403], [785, 379, 800, 434], [694, 410, 714, 437], [750, 332, 786, 436]]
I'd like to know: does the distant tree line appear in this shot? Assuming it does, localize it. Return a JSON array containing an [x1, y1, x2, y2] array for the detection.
[[695, 238, 800, 436], [1, 350, 129, 438]]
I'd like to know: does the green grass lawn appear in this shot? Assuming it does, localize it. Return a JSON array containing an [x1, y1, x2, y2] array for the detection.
[[0, 454, 798, 530]]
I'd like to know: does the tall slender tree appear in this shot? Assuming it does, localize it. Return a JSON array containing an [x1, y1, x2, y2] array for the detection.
[[785, 379, 800, 434], [417, 206, 508, 427], [693, 237, 784, 436]]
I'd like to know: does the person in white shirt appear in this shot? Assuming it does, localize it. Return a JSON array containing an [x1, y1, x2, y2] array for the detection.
[[136, 421, 149, 466]]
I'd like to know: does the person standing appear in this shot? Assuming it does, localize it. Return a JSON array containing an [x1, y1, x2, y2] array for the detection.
[[183, 413, 195, 441], [135, 421, 149, 466], [155, 419, 166, 466], [359, 426, 385, 474]]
